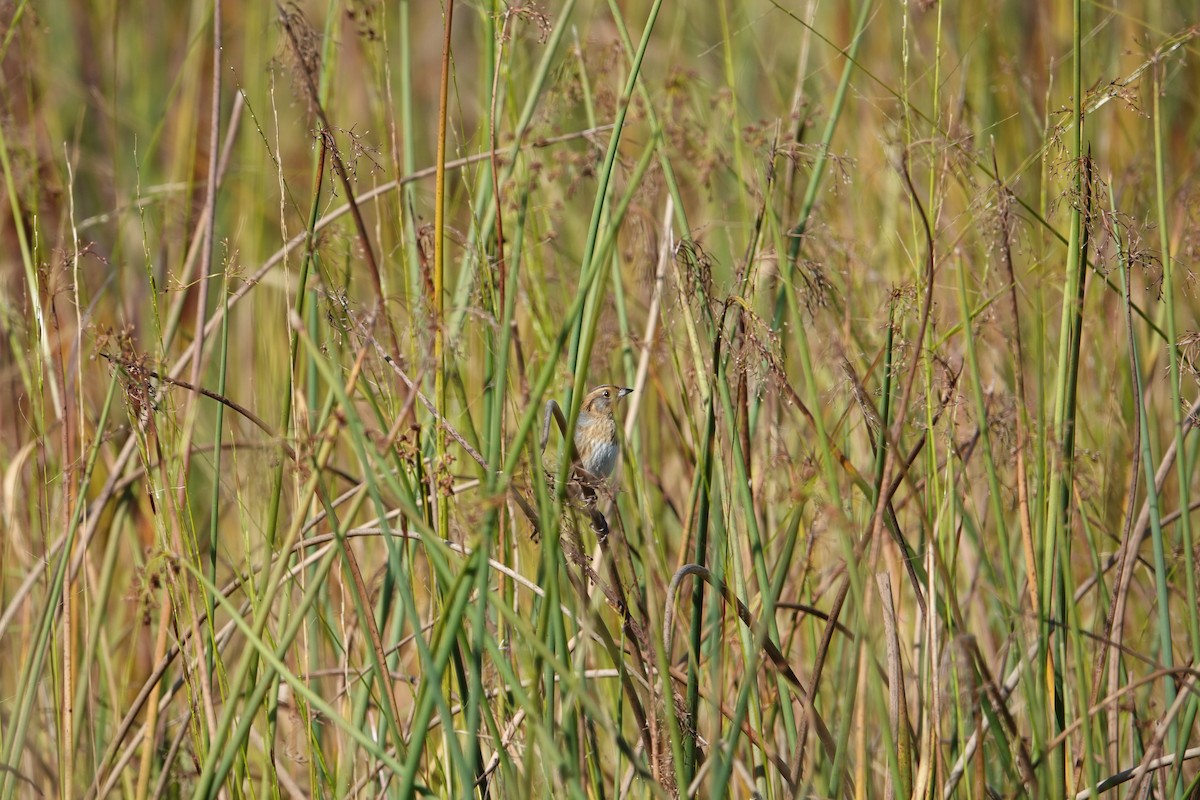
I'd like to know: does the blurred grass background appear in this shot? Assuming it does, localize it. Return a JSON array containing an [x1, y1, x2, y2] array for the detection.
[[2, 0, 1200, 797]]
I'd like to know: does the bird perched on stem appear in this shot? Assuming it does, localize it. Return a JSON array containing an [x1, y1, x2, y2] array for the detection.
[[541, 384, 633, 483]]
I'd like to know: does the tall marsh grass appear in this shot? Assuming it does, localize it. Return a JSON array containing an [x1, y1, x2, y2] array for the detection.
[[2, 0, 1200, 797]]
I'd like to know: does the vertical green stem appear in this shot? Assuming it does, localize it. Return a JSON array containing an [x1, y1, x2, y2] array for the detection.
[[433, 0, 454, 541], [1152, 60, 1188, 786]]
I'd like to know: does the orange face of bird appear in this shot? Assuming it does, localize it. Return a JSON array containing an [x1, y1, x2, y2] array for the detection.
[[581, 385, 634, 415]]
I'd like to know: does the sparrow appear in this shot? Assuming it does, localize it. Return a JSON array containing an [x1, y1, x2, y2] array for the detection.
[[541, 384, 633, 482]]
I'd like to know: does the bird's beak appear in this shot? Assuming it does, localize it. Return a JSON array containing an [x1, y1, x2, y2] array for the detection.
[[618, 387, 634, 398]]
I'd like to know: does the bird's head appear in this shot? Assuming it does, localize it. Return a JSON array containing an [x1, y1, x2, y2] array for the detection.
[[581, 384, 633, 415]]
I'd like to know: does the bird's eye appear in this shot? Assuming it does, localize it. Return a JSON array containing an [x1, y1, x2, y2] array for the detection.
[[603, 390, 610, 398]]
